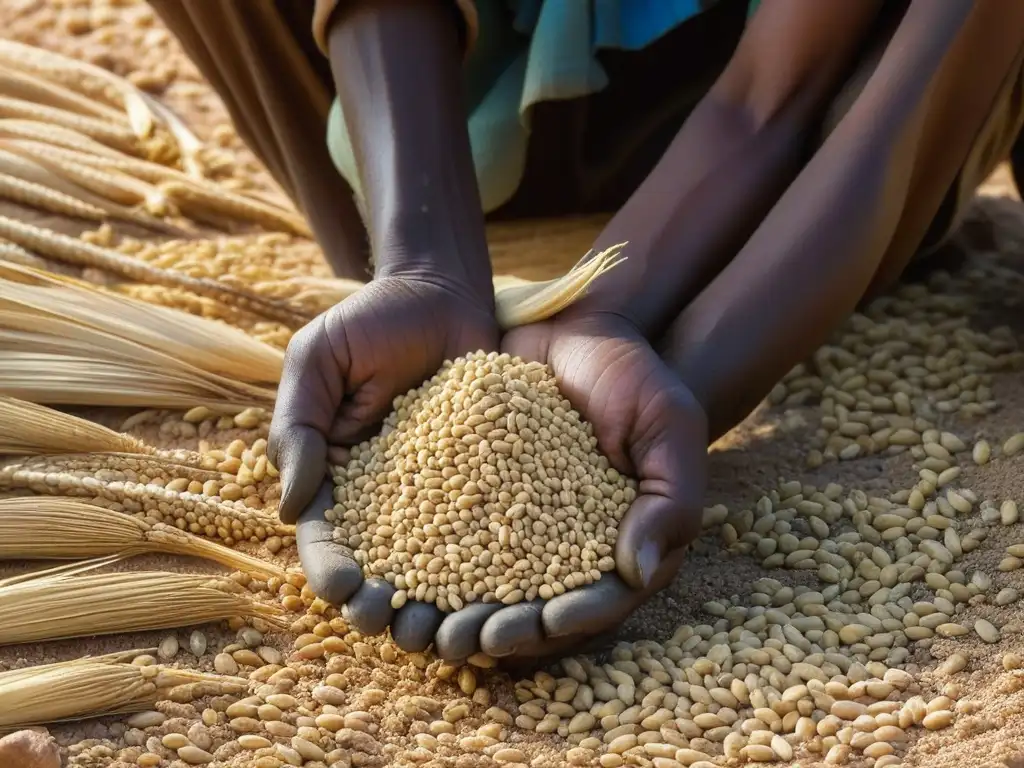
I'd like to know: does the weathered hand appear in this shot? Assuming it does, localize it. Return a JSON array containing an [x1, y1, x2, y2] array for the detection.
[[290, 311, 706, 661], [295, 480, 448, 648], [270, 276, 498, 523], [271, 275, 497, 636], [430, 313, 708, 663]]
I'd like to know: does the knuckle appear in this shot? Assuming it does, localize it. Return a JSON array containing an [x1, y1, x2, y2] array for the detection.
[[266, 416, 292, 468], [266, 426, 282, 465], [283, 318, 324, 368]]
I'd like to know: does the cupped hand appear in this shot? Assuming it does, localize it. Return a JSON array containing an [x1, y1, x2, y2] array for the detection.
[[431, 313, 709, 663], [288, 310, 708, 662], [294, 480, 451, 648], [270, 275, 498, 632]]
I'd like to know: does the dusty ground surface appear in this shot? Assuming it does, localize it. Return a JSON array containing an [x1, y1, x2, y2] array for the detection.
[[3, 3, 1024, 768]]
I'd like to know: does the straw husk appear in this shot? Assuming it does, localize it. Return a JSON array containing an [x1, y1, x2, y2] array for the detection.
[[0, 395, 147, 455], [0, 559, 286, 646], [0, 651, 249, 729], [0, 241, 627, 410], [0, 498, 286, 579], [0, 262, 281, 410], [493, 244, 627, 327]]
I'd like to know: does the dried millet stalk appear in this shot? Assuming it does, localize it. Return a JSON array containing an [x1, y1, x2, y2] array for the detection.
[[0, 118, 132, 159], [0, 498, 286, 579], [0, 237, 51, 269], [3, 452, 229, 484], [0, 396, 231, 481], [0, 146, 184, 235], [0, 68, 128, 124], [1, 140, 170, 207], [329, 351, 635, 612], [0, 456, 287, 543], [26, 139, 192, 184], [0, 654, 249, 730], [0, 39, 157, 139], [0, 171, 108, 221], [0, 394, 151, 455], [0, 215, 312, 328], [0, 96, 137, 151], [0, 565, 288, 646], [159, 180, 313, 237]]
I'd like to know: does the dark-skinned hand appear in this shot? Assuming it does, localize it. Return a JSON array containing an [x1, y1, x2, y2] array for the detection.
[[268, 275, 498, 638], [428, 313, 709, 663], [289, 311, 707, 662]]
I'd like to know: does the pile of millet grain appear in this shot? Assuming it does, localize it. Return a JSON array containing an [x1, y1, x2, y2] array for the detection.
[[327, 351, 633, 611], [4, 4, 1024, 768]]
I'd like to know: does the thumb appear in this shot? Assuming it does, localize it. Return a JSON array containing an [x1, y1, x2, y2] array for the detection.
[[500, 323, 552, 364], [269, 314, 346, 523], [296, 480, 363, 605], [614, 374, 707, 589], [613, 494, 700, 590]]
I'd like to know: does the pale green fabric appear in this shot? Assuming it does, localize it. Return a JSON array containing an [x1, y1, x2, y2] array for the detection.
[[327, 0, 758, 214]]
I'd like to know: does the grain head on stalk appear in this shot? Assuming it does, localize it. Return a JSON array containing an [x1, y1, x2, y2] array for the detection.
[[0, 220, 311, 327], [0, 443, 289, 545]]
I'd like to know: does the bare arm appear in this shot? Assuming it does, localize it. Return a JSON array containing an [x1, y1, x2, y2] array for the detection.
[[326, 0, 493, 306], [564, 0, 885, 338], [664, 0, 1009, 438]]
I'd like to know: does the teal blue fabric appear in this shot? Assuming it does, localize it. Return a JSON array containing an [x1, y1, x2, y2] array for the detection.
[[328, 0, 756, 214]]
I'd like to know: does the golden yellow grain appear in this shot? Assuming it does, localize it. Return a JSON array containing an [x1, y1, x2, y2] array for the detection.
[[0, 218, 310, 327], [0, 96, 136, 151], [160, 180, 311, 237], [329, 351, 633, 610]]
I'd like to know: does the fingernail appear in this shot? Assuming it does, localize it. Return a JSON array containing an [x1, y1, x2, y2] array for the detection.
[[637, 538, 662, 589]]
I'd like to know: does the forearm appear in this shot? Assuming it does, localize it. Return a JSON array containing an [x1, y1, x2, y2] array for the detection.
[[326, 0, 493, 304], [663, 0, 975, 439], [566, 0, 886, 338], [565, 90, 818, 338]]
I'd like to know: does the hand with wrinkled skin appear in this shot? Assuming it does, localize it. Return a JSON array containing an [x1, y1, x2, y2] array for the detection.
[[296, 481, 448, 648], [425, 314, 708, 662], [268, 275, 498, 525], [294, 312, 707, 660], [270, 276, 498, 644]]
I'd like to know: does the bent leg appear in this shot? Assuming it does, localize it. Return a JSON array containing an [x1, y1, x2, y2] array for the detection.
[[148, 0, 369, 277]]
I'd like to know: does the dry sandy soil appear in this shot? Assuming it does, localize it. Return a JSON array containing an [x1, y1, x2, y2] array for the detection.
[[3, 3, 1024, 768]]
